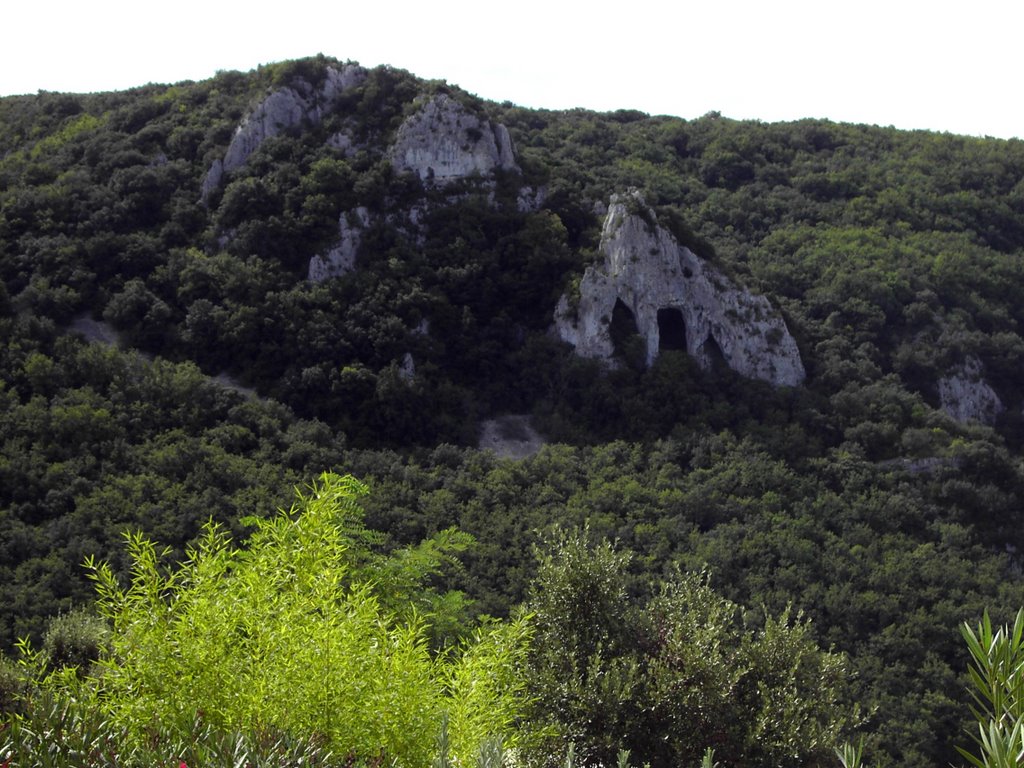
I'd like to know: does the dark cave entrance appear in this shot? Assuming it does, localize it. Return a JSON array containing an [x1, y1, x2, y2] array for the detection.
[[657, 308, 688, 352], [702, 334, 728, 373], [610, 298, 640, 350]]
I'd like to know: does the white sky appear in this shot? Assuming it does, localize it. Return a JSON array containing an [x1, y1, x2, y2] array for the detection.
[[2, 0, 1020, 140]]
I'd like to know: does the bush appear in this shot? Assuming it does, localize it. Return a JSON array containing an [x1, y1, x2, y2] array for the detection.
[[522, 532, 858, 768], [80, 472, 531, 765], [0, 654, 28, 716], [41, 608, 109, 675]]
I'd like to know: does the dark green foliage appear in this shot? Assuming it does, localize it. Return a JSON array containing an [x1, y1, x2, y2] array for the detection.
[[521, 533, 855, 768], [1, 54, 1024, 768], [0, 654, 28, 716]]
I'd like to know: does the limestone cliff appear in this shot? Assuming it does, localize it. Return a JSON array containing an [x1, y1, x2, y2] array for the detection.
[[938, 356, 1004, 424], [202, 64, 367, 200], [554, 191, 805, 387], [389, 94, 518, 184], [307, 207, 370, 283]]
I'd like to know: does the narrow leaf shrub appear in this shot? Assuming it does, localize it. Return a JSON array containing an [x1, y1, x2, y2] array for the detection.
[[959, 609, 1024, 768], [29, 472, 532, 766]]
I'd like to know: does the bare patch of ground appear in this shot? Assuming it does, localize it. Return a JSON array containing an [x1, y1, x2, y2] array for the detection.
[[213, 372, 258, 398], [69, 315, 121, 345], [478, 414, 546, 459], [68, 314, 256, 398]]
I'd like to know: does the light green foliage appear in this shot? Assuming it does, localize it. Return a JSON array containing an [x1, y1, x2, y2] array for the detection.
[[28, 113, 104, 159], [78, 472, 530, 765], [0, 684, 333, 767], [835, 739, 865, 768], [959, 609, 1024, 768]]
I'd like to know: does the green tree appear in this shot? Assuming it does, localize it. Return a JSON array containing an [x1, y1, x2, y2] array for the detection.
[[522, 533, 857, 768]]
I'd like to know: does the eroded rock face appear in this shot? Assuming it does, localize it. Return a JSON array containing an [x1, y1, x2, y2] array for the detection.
[[938, 356, 1004, 424], [389, 94, 518, 184], [202, 64, 368, 199], [554, 191, 805, 387], [478, 415, 546, 459], [222, 86, 310, 172], [307, 207, 370, 283]]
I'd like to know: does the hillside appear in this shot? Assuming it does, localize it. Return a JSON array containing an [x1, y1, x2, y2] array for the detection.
[[1, 54, 1024, 766]]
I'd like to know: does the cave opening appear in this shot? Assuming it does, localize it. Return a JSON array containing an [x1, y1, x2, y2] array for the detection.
[[657, 308, 688, 352], [702, 334, 728, 373], [610, 298, 639, 348]]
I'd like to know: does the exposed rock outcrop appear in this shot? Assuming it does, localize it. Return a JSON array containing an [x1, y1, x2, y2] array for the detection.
[[389, 94, 518, 184], [326, 129, 360, 156], [554, 191, 805, 387], [202, 64, 367, 200], [478, 415, 546, 459], [307, 207, 370, 283], [938, 356, 1004, 424], [398, 352, 416, 381]]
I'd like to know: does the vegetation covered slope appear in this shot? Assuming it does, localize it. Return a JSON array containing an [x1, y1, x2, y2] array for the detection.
[[1, 55, 1023, 766]]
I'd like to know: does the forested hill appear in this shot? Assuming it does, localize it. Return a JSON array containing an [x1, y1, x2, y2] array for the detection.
[[1, 54, 1024, 766]]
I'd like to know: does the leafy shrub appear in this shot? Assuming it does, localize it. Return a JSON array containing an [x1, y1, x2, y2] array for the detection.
[[522, 531, 857, 768], [80, 472, 530, 765], [0, 654, 28, 716], [41, 608, 109, 675]]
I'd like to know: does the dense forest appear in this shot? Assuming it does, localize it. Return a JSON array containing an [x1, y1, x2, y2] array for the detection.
[[1, 55, 1023, 766]]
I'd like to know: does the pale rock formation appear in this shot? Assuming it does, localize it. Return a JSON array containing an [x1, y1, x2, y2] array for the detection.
[[307, 207, 370, 283], [319, 64, 367, 103], [221, 86, 309, 172], [396, 321, 430, 382], [517, 185, 547, 213], [389, 94, 519, 184], [478, 415, 546, 459], [202, 64, 367, 199], [326, 129, 359, 156], [200, 159, 225, 201], [938, 356, 1004, 424], [398, 352, 416, 381], [554, 191, 805, 387]]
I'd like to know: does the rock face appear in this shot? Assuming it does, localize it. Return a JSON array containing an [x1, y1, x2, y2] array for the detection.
[[554, 191, 805, 387], [202, 64, 367, 199], [389, 94, 518, 184], [307, 207, 370, 283], [938, 356, 1004, 424], [478, 415, 546, 459]]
